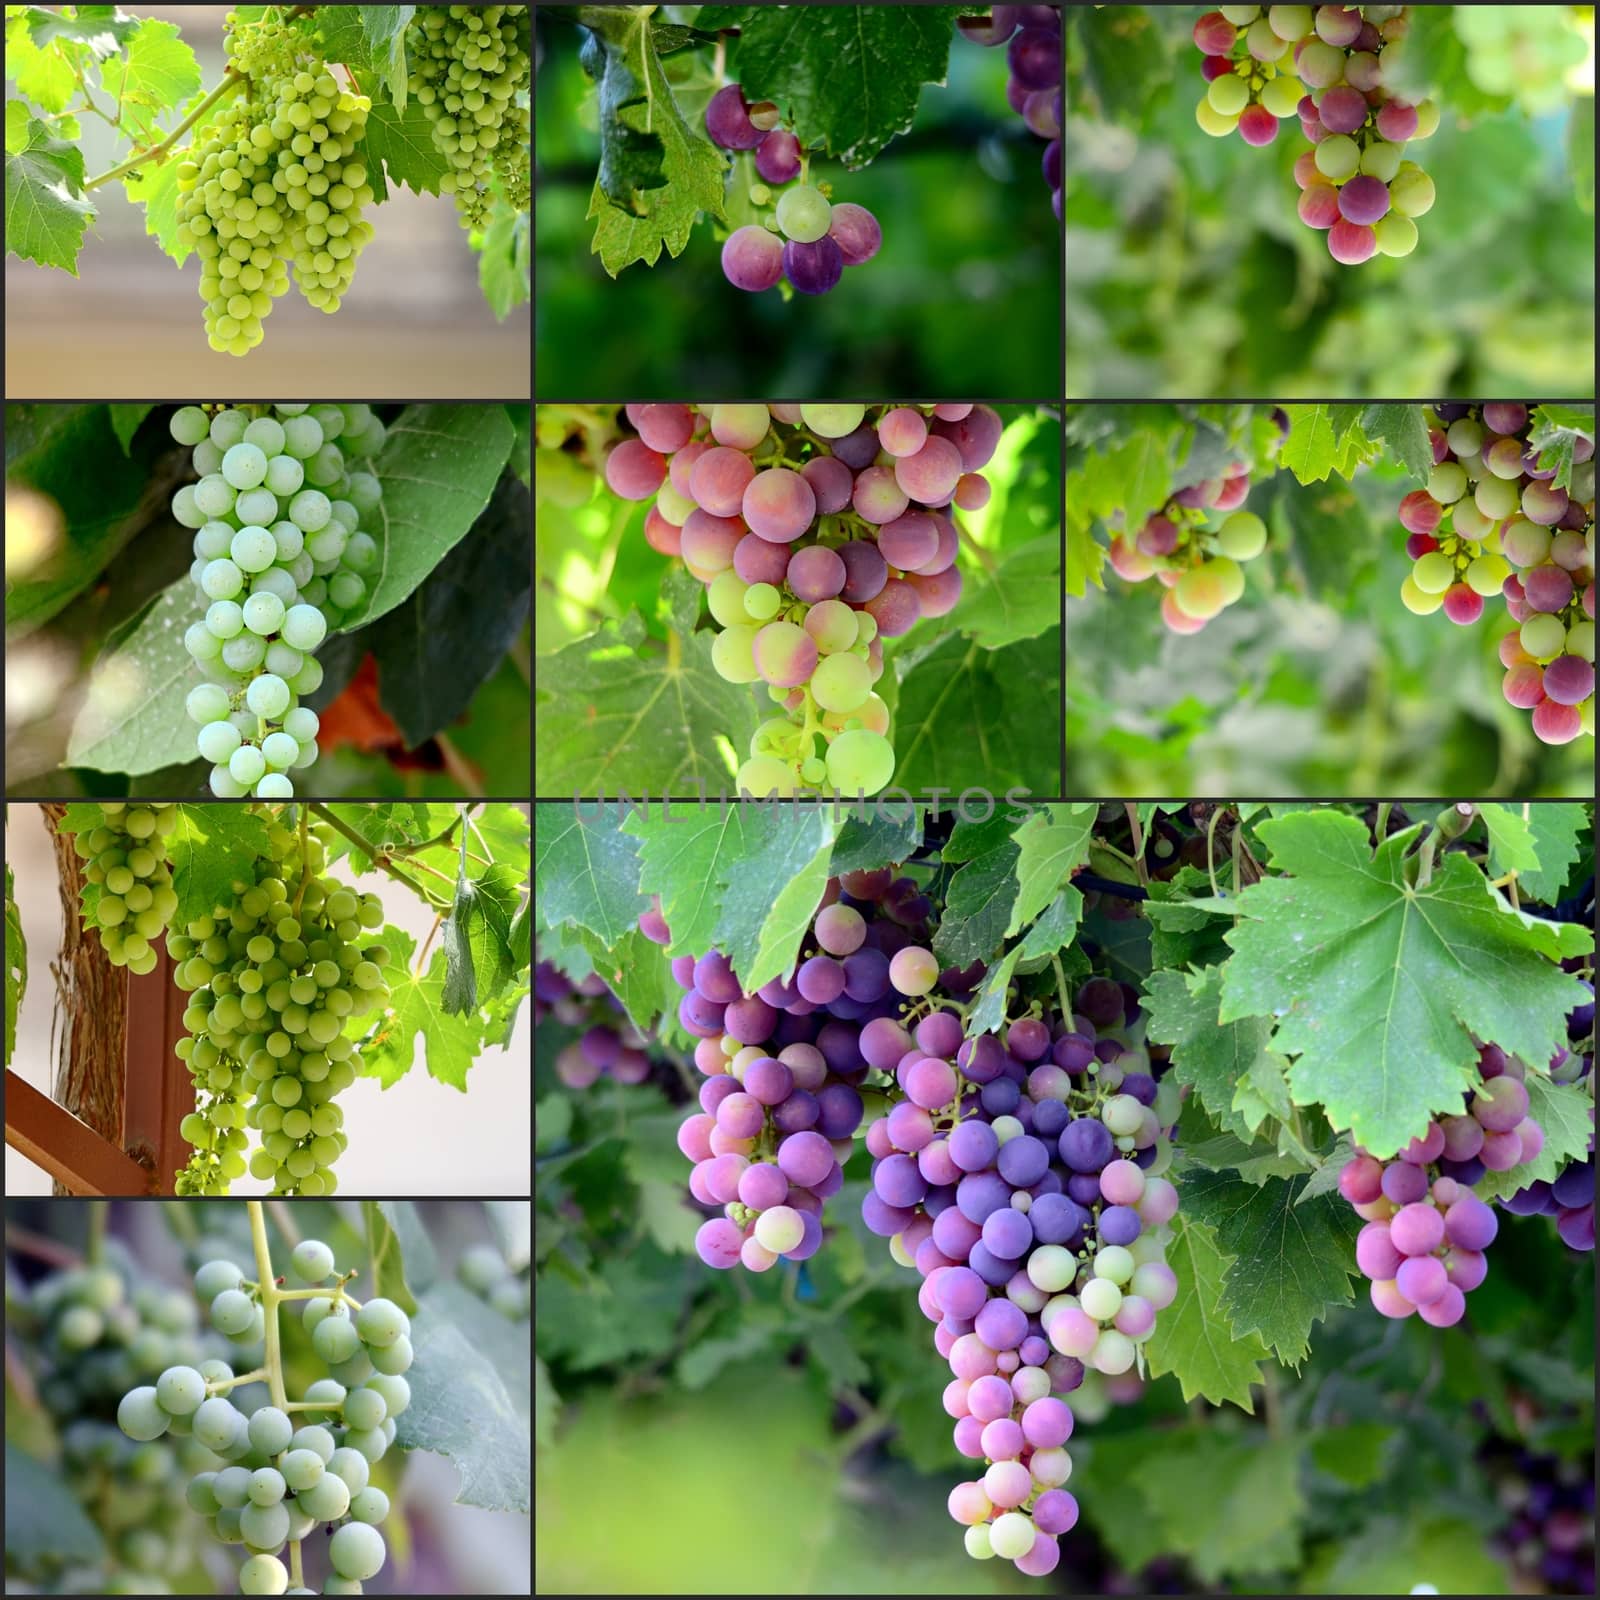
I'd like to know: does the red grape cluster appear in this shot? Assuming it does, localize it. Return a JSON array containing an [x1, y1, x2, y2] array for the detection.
[[536, 959, 655, 1088], [957, 5, 1063, 219], [1105, 408, 1287, 634], [1192, 5, 1438, 264], [645, 869, 959, 1271], [604, 403, 1000, 795], [706, 84, 882, 296], [1396, 402, 1596, 746], [1338, 1043, 1547, 1326]]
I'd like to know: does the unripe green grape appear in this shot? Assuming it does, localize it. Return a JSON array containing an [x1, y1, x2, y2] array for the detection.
[[243, 591, 287, 635], [239, 1552, 289, 1595], [1313, 135, 1360, 181], [239, 1499, 290, 1552], [207, 599, 245, 638], [246, 674, 292, 719], [212, 1465, 252, 1508], [329, 1521, 386, 1581], [825, 728, 894, 795], [171, 406, 210, 445], [1206, 73, 1250, 117], [775, 185, 831, 243], [201, 558, 245, 600]]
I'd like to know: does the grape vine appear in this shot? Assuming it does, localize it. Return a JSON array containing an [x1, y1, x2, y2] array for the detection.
[[1193, 4, 1438, 262], [606, 402, 1000, 796], [170, 403, 387, 797]]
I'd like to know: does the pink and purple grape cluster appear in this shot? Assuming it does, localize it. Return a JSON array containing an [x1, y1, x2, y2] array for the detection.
[[1396, 402, 1596, 747], [536, 960, 655, 1088], [862, 976, 1184, 1575], [706, 84, 882, 296], [1106, 407, 1288, 634], [604, 402, 1001, 795], [644, 869, 970, 1271], [1486, 1445, 1596, 1594], [1193, 6, 1438, 264], [957, 4, 1063, 219], [1338, 1042, 1547, 1326]]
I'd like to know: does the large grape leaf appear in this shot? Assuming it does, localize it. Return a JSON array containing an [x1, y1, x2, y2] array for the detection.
[[703, 4, 969, 168], [534, 611, 759, 795], [534, 801, 649, 949], [3, 116, 94, 271], [1217, 810, 1594, 1155], [1179, 1168, 1361, 1366], [892, 627, 1061, 794], [573, 6, 727, 275]]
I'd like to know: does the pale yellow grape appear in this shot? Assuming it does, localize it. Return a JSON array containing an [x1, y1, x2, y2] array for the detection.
[[1196, 100, 1239, 137], [1216, 510, 1267, 560], [1174, 564, 1229, 619], [1360, 141, 1403, 182], [811, 653, 873, 713], [1261, 73, 1305, 117], [707, 571, 750, 627], [1464, 554, 1510, 597], [1400, 575, 1445, 615], [711, 624, 761, 683], [1391, 165, 1435, 217], [1427, 463, 1466, 503], [1207, 74, 1251, 118], [737, 755, 799, 796], [1314, 135, 1360, 181], [1521, 614, 1567, 660], [1208, 556, 1245, 605], [1410, 551, 1454, 594]]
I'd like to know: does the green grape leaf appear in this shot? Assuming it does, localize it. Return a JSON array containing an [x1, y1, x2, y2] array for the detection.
[[64, 581, 201, 775], [106, 403, 153, 453], [1480, 799, 1587, 904], [575, 6, 727, 275], [95, 17, 200, 119], [359, 479, 529, 747], [1308, 1423, 1397, 1489], [1299, 1512, 1511, 1597], [6, 98, 35, 153], [1275, 403, 1372, 483], [534, 611, 759, 795], [5, 13, 80, 112], [124, 134, 184, 257], [723, 5, 968, 168], [1179, 1168, 1360, 1366], [1007, 804, 1093, 936], [1217, 810, 1593, 1155], [534, 802, 647, 950], [163, 804, 276, 927], [1142, 1215, 1268, 1411], [360, 943, 485, 1091], [3, 117, 95, 271], [3, 1444, 105, 1568], [476, 205, 531, 318], [361, 96, 447, 200], [953, 537, 1062, 649], [1360, 399, 1434, 483], [354, 403, 516, 626], [892, 627, 1061, 794]]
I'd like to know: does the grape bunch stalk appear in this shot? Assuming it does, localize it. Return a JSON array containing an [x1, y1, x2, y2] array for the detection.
[[169, 402, 388, 797], [406, 4, 531, 229], [1105, 407, 1288, 634], [708, 84, 883, 296], [1395, 402, 1595, 746], [117, 1227, 412, 1595], [957, 4, 1064, 218], [1338, 1042, 1547, 1326], [1193, 5, 1438, 263], [605, 402, 1000, 795]]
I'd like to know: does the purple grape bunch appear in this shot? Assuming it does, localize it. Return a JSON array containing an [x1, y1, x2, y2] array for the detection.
[[864, 976, 1184, 1575], [646, 869, 960, 1271], [705, 84, 882, 296], [958, 4, 1063, 220], [1339, 1042, 1550, 1324], [1505, 979, 1594, 1251], [536, 959, 655, 1088]]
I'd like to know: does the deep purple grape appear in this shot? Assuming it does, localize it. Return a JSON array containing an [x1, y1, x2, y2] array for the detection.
[[705, 84, 763, 149], [782, 235, 844, 295], [1008, 24, 1062, 90]]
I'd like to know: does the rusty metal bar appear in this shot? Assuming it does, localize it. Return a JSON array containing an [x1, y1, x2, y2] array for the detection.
[[123, 939, 192, 1194]]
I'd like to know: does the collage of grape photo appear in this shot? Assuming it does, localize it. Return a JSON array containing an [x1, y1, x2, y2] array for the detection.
[[4, 4, 533, 1595], [529, 6, 1593, 1599]]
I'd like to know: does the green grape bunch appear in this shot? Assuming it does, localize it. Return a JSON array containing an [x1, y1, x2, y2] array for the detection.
[[407, 5, 531, 230], [169, 402, 387, 798], [170, 816, 392, 1197], [12, 1261, 227, 1594], [69, 803, 180, 976], [175, 18, 376, 356], [117, 1238, 413, 1595]]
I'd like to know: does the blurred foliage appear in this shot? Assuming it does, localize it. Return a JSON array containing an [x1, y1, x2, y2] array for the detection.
[[534, 1015, 1595, 1596], [534, 10, 1063, 398], [1065, 5, 1596, 399]]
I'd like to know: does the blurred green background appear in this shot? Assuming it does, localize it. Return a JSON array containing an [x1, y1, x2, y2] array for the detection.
[[1065, 5, 1596, 399], [534, 9, 1063, 399]]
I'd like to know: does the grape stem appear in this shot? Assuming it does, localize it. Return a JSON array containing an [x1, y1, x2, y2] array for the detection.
[[306, 804, 448, 908]]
